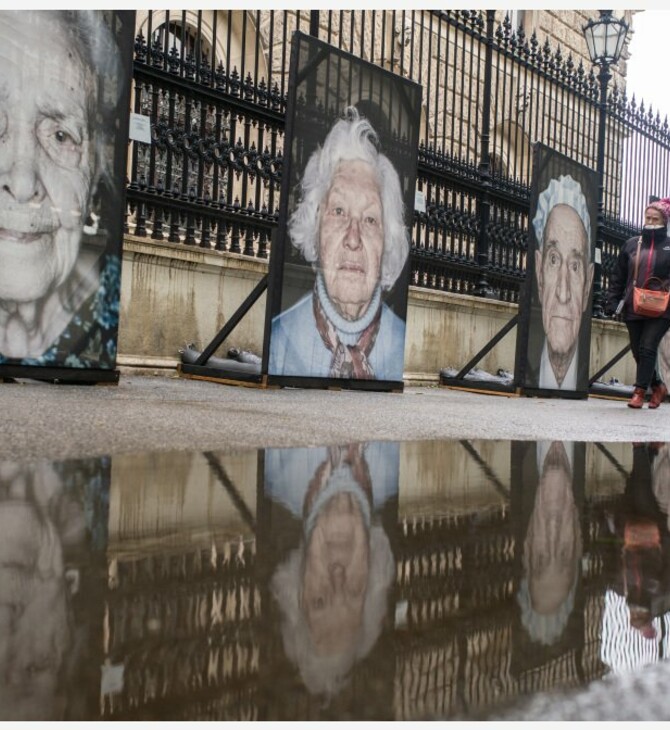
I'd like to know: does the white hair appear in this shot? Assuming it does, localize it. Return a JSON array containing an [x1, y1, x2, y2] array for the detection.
[[59, 10, 126, 194], [532, 174, 591, 260], [270, 522, 395, 699], [288, 106, 409, 291]]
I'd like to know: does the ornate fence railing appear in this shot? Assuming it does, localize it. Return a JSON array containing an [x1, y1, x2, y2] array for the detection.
[[126, 9, 670, 308]]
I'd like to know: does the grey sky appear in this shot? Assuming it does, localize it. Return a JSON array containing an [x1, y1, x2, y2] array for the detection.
[[625, 9, 670, 121]]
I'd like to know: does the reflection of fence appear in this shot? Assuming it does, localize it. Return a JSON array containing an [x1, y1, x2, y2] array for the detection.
[[126, 10, 670, 305], [102, 539, 260, 719]]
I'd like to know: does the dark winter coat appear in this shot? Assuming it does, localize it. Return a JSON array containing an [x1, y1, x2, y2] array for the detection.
[[605, 227, 670, 321]]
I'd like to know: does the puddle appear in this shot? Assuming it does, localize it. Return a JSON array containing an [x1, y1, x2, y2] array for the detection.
[[1, 439, 668, 720]]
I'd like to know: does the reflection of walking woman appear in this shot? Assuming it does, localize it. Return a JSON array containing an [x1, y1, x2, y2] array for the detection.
[[606, 198, 670, 408]]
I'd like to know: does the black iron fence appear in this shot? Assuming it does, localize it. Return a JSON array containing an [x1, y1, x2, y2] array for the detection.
[[126, 9, 670, 307]]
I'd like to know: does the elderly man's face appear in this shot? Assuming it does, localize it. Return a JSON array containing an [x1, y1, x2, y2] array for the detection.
[[0, 12, 96, 304], [525, 445, 582, 615], [318, 159, 384, 321], [535, 204, 593, 365]]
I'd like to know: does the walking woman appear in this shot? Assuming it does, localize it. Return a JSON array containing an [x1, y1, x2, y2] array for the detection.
[[606, 198, 670, 408]]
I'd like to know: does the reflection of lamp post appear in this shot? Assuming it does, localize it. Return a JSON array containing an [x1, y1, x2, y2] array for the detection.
[[582, 10, 629, 318]]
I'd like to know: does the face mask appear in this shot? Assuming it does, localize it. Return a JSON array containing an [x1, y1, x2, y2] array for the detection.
[[642, 223, 668, 241]]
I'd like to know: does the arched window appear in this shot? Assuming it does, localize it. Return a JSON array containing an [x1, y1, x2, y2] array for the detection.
[[151, 20, 213, 66]]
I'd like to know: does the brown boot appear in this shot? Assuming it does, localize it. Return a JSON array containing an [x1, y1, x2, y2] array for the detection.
[[628, 387, 646, 409], [649, 383, 668, 409]]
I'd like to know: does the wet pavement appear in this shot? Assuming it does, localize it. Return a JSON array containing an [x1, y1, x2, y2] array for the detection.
[[3, 434, 670, 720], [3, 373, 670, 462]]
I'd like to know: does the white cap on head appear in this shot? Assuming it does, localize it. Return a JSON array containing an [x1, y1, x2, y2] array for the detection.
[[532, 174, 591, 259]]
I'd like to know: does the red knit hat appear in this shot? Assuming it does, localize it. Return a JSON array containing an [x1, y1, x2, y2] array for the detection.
[[646, 198, 670, 224]]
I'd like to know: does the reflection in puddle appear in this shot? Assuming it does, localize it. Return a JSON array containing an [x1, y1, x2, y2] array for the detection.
[[3, 439, 670, 719], [266, 443, 396, 702], [600, 443, 670, 675], [0, 458, 109, 721], [518, 442, 582, 647]]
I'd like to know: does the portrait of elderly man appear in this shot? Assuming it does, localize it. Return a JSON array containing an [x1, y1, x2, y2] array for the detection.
[[529, 174, 594, 390], [269, 106, 409, 382], [265, 441, 397, 701], [0, 10, 129, 369], [517, 441, 583, 647]]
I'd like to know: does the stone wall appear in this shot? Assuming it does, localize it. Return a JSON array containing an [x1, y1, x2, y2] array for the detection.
[[117, 235, 635, 385]]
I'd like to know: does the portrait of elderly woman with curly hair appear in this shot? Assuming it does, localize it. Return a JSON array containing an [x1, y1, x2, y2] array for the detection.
[[269, 106, 410, 382], [0, 10, 132, 371], [264, 441, 398, 702]]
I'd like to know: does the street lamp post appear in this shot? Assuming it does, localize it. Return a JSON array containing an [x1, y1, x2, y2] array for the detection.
[[582, 10, 629, 318], [473, 9, 496, 299]]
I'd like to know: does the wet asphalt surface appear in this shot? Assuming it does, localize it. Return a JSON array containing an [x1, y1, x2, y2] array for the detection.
[[2, 370, 670, 462], [3, 370, 670, 719]]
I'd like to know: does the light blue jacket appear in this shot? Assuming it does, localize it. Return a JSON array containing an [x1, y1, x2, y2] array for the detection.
[[269, 292, 406, 381]]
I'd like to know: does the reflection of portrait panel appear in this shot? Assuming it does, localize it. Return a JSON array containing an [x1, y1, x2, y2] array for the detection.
[[658, 331, 670, 389], [514, 144, 598, 396], [0, 456, 110, 720], [510, 440, 586, 677], [0, 11, 134, 371], [256, 441, 399, 718], [265, 33, 422, 386]]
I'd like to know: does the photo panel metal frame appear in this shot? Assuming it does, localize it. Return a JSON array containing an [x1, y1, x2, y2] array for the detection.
[[0, 10, 135, 385], [255, 440, 400, 717], [514, 143, 599, 399], [510, 440, 587, 678], [261, 31, 423, 392]]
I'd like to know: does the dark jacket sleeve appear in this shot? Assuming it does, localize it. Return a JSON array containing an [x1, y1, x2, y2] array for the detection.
[[605, 243, 630, 315]]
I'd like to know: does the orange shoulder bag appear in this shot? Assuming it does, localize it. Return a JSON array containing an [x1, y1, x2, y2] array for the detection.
[[632, 237, 670, 317]]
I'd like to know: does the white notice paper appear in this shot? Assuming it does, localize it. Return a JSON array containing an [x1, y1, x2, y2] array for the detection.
[[128, 113, 152, 144]]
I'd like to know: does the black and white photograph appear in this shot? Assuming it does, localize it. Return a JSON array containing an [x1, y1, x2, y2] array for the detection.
[[0, 10, 134, 372]]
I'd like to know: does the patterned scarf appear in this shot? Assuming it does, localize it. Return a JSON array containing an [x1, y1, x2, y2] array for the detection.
[[313, 287, 382, 379]]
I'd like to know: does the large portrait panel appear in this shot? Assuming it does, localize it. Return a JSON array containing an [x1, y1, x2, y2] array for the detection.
[[264, 32, 422, 390], [0, 11, 134, 376], [514, 144, 599, 397], [510, 440, 586, 676], [258, 441, 399, 713]]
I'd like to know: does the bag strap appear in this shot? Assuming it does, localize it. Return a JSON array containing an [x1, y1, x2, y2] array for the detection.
[[633, 237, 642, 285], [634, 235, 669, 289], [645, 238, 655, 285]]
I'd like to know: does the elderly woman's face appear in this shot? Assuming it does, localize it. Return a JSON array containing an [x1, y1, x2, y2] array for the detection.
[[0, 11, 96, 303], [0, 499, 70, 720], [318, 160, 384, 321], [301, 491, 369, 654]]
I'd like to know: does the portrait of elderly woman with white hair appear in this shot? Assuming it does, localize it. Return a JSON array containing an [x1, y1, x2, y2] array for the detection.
[[524, 173, 595, 391], [0, 455, 107, 719], [0, 10, 131, 371], [264, 441, 398, 702], [269, 106, 409, 382]]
